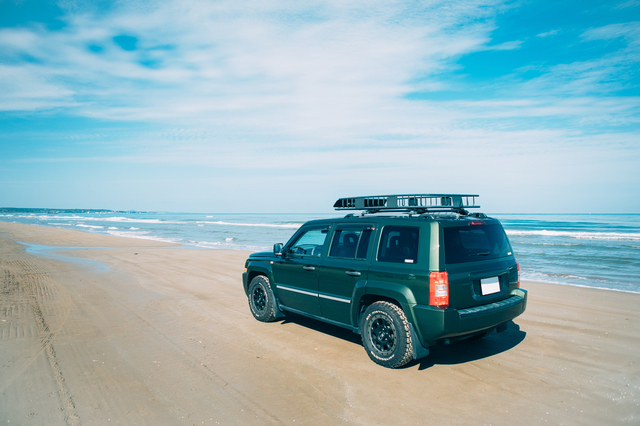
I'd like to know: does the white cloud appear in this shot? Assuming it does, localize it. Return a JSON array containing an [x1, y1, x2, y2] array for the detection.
[[614, 0, 640, 10], [477, 40, 524, 50], [0, 64, 76, 111], [536, 29, 560, 38], [1, 1, 639, 213], [0, 0, 499, 124], [581, 21, 640, 45], [1, 1, 636, 136], [490, 22, 640, 102]]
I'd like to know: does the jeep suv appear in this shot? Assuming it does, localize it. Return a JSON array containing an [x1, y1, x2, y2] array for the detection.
[[242, 194, 527, 368]]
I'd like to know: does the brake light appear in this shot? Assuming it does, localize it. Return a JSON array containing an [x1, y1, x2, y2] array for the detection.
[[468, 221, 484, 226], [429, 271, 449, 309], [516, 260, 520, 288]]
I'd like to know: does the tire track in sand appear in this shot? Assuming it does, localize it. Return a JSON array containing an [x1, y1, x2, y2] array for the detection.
[[0, 259, 79, 425]]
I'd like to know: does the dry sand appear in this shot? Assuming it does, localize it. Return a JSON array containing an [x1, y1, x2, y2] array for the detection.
[[0, 221, 638, 425]]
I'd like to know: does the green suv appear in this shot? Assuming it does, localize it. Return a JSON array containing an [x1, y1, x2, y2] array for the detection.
[[242, 194, 527, 368]]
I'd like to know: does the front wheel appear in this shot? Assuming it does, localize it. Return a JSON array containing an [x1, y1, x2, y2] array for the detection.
[[361, 301, 414, 368], [248, 275, 278, 322]]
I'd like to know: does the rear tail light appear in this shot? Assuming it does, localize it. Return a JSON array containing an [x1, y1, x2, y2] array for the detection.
[[516, 260, 520, 288], [429, 271, 449, 309]]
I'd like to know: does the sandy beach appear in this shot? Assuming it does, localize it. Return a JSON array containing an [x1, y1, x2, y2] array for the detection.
[[1, 221, 638, 425]]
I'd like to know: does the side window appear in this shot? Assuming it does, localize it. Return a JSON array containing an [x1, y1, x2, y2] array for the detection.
[[329, 226, 373, 260], [288, 228, 329, 257], [377, 226, 419, 264]]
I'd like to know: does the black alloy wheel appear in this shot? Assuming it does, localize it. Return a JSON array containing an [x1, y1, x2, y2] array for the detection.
[[361, 301, 414, 368], [252, 285, 267, 313], [369, 314, 397, 356], [248, 275, 277, 322]]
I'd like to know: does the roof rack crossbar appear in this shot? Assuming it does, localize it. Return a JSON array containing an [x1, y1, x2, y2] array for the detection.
[[333, 194, 479, 214]]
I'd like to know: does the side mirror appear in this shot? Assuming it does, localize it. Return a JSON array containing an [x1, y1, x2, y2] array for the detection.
[[273, 243, 284, 256]]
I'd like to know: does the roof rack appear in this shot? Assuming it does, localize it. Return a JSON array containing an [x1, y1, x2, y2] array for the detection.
[[333, 194, 479, 214]]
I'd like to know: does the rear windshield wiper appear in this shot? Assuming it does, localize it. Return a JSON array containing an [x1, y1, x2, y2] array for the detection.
[[469, 252, 490, 257]]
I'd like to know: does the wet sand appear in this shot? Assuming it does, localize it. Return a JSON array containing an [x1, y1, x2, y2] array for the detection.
[[1, 221, 638, 425]]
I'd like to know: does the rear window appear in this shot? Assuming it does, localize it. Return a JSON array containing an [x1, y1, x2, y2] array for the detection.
[[443, 224, 512, 264]]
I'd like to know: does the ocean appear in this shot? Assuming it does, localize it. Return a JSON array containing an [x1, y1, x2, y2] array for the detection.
[[1, 211, 639, 294]]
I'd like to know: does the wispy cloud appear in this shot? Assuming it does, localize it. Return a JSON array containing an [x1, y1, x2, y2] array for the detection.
[[0, 0, 510, 132], [581, 21, 640, 45], [614, 0, 640, 10], [536, 29, 560, 37], [479, 22, 640, 106], [0, 1, 639, 212], [1, 2, 637, 133], [478, 40, 524, 50]]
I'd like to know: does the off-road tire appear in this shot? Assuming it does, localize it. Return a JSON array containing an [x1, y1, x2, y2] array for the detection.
[[248, 275, 277, 322], [361, 301, 414, 368]]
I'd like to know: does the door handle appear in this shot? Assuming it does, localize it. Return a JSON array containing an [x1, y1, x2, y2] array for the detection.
[[303, 266, 315, 271], [345, 270, 361, 277]]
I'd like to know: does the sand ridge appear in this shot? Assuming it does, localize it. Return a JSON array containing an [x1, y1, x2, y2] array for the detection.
[[0, 221, 638, 425]]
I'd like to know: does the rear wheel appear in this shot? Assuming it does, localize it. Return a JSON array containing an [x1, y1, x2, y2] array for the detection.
[[248, 275, 277, 322], [361, 301, 413, 368]]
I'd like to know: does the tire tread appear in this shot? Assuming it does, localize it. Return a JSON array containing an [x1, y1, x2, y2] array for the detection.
[[361, 300, 414, 368], [248, 275, 277, 322]]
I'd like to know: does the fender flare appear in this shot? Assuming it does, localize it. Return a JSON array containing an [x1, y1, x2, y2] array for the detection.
[[353, 280, 429, 360], [351, 280, 418, 326]]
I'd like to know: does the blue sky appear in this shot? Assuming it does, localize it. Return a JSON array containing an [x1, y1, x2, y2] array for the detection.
[[1, 0, 638, 213]]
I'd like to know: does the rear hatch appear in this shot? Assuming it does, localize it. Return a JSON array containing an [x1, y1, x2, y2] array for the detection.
[[440, 219, 518, 309]]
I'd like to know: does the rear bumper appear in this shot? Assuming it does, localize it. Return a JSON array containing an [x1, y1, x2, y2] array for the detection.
[[411, 289, 527, 345]]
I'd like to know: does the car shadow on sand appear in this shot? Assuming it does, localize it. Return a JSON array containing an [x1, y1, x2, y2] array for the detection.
[[279, 313, 364, 345], [279, 314, 526, 370], [408, 321, 527, 370]]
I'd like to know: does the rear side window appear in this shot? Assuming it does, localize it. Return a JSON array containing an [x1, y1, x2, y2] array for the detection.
[[329, 226, 373, 260], [443, 224, 512, 264], [377, 226, 419, 264]]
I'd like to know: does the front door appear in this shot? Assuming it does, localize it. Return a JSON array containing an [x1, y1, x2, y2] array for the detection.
[[272, 225, 330, 316]]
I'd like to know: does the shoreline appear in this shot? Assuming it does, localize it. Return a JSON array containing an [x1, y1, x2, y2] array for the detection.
[[2, 220, 639, 295], [1, 220, 639, 424]]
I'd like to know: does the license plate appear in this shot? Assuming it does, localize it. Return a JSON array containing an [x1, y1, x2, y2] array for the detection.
[[481, 277, 500, 295]]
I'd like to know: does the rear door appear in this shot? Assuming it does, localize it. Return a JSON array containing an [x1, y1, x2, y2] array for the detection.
[[318, 224, 374, 325], [367, 224, 424, 303]]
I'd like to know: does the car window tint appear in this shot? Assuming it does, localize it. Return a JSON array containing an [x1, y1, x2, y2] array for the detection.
[[330, 229, 360, 258], [289, 228, 329, 257], [443, 224, 512, 264], [329, 227, 373, 260], [377, 226, 419, 264], [356, 229, 372, 259]]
